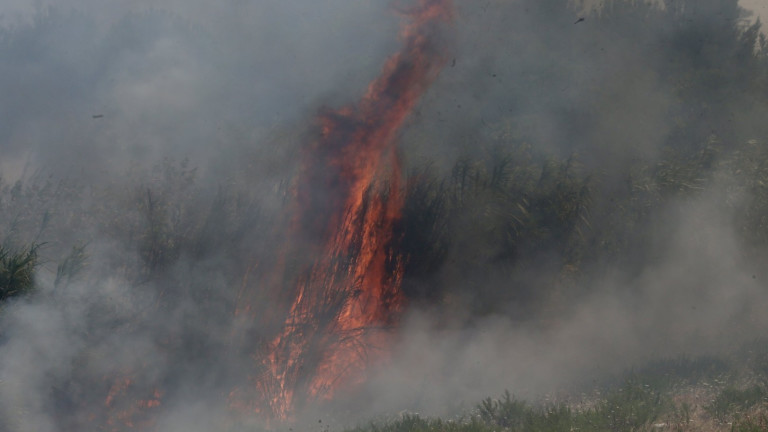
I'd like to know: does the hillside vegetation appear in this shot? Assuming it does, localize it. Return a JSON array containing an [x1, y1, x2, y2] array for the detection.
[[1, 0, 768, 430]]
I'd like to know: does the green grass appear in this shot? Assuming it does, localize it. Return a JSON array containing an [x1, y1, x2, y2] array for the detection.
[[732, 414, 768, 432], [624, 356, 731, 392], [343, 350, 768, 432], [348, 415, 491, 432], [346, 379, 668, 432], [706, 386, 768, 423]]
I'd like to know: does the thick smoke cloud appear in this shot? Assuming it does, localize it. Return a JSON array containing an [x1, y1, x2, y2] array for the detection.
[[337, 0, 768, 423], [0, 2, 403, 429], [350, 189, 768, 420], [0, 1, 399, 181], [1, 0, 768, 431]]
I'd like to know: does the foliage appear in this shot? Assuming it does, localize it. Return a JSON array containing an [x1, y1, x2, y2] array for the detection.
[[732, 414, 768, 432], [397, 165, 451, 302], [54, 244, 87, 289], [347, 376, 669, 432], [2, 0, 768, 428], [399, 143, 592, 316], [0, 244, 39, 302], [706, 386, 767, 423], [617, 356, 731, 392], [348, 414, 490, 432], [595, 379, 668, 432], [477, 390, 529, 429]]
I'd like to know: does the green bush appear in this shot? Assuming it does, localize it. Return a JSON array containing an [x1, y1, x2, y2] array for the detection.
[[477, 390, 529, 429], [595, 379, 668, 432], [706, 386, 767, 423], [348, 414, 491, 432], [0, 244, 39, 302]]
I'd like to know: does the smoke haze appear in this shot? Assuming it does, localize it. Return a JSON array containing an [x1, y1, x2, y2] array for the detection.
[[2, 0, 768, 430]]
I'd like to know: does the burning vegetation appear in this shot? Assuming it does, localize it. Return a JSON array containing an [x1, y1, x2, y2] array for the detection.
[[3, 0, 768, 431], [231, 0, 454, 419]]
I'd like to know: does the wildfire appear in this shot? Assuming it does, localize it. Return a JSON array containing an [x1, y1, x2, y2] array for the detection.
[[98, 376, 163, 431], [237, 0, 455, 420], [62, 1, 452, 430]]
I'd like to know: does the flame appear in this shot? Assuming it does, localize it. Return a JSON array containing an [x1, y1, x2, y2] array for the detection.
[[237, 0, 454, 420], [66, 2, 450, 429], [98, 376, 164, 431]]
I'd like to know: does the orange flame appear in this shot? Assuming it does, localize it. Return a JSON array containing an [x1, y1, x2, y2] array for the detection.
[[238, 0, 454, 420], [98, 376, 164, 431], [74, 2, 449, 429]]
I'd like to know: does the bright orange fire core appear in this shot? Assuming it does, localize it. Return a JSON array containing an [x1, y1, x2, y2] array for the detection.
[[235, 0, 453, 420]]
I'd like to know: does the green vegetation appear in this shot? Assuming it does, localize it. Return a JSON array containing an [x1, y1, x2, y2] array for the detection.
[[347, 381, 667, 432], [53, 244, 87, 289], [0, 0, 766, 326], [0, 244, 38, 302], [706, 386, 767, 423], [344, 351, 768, 432], [732, 414, 768, 432], [3, 0, 768, 430], [395, 133, 768, 317]]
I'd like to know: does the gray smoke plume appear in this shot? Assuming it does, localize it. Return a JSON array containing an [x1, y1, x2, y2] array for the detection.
[[1, 0, 768, 430]]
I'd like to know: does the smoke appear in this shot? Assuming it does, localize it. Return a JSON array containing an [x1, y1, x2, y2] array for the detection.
[[0, 1, 399, 182], [1, 0, 768, 430], [348, 188, 768, 420]]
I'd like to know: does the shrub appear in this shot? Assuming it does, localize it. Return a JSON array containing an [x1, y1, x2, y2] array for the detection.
[[0, 244, 38, 302]]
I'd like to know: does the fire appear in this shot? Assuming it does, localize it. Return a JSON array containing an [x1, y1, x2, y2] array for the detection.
[[97, 376, 164, 431], [64, 1, 451, 429], [237, 0, 455, 420]]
